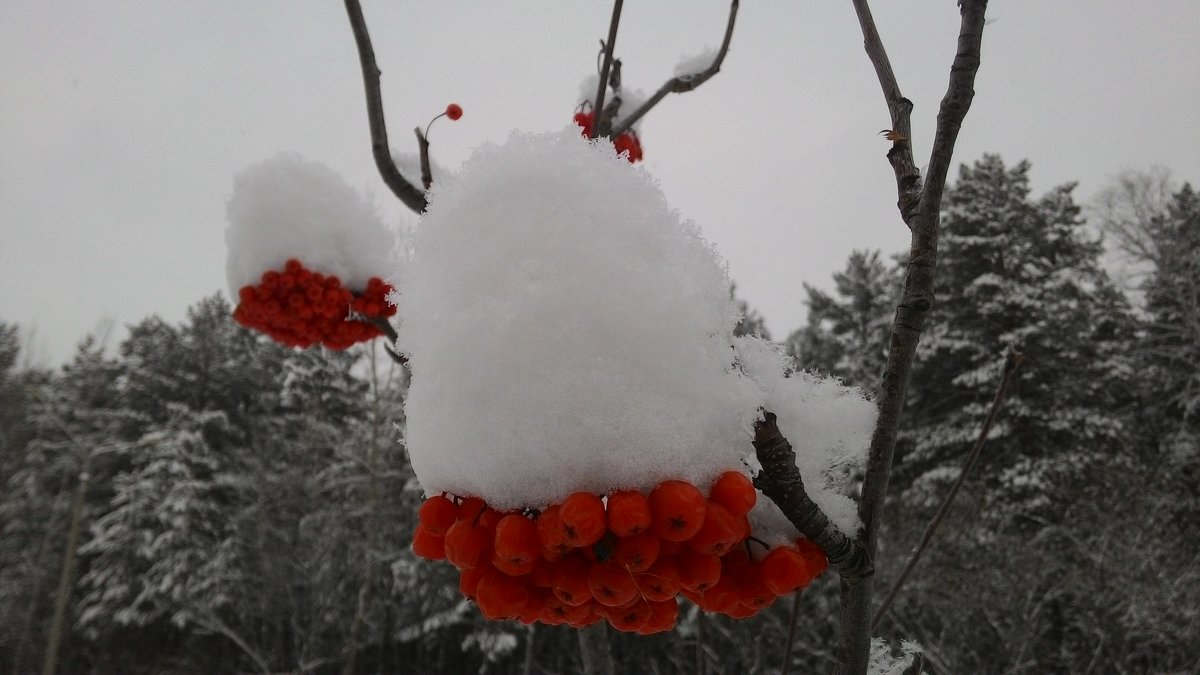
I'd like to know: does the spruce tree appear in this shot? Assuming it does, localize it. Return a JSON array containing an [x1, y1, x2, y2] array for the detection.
[[899, 155, 1136, 521], [787, 249, 897, 389]]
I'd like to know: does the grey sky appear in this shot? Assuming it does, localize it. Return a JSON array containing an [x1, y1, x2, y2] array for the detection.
[[3, 1, 1198, 366]]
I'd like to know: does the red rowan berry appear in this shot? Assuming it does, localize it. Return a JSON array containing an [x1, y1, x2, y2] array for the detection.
[[649, 480, 707, 542], [606, 489, 651, 536], [710, 470, 757, 516], [559, 492, 606, 547]]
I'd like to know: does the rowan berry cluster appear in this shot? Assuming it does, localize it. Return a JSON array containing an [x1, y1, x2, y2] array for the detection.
[[412, 472, 828, 633], [573, 111, 644, 164], [232, 258, 396, 350]]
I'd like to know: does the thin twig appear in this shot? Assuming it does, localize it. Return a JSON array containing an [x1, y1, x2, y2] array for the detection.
[[414, 127, 433, 190], [610, 0, 739, 138], [589, 0, 624, 140], [871, 348, 1022, 629], [781, 589, 804, 675], [840, 2, 989, 672], [343, 0, 428, 214], [364, 316, 407, 366]]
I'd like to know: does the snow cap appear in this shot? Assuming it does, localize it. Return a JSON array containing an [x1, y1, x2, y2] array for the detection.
[[224, 153, 398, 300], [398, 129, 762, 509]]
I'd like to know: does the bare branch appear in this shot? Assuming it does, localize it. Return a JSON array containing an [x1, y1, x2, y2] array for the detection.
[[364, 316, 407, 367], [610, 0, 739, 138], [753, 412, 871, 580], [414, 126, 433, 190], [589, 0, 625, 140], [840, 2, 989, 672], [344, 0, 428, 214], [872, 348, 1022, 629]]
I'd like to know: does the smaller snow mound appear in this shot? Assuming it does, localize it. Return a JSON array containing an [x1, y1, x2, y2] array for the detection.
[[736, 336, 876, 535], [674, 47, 718, 77], [224, 153, 398, 300]]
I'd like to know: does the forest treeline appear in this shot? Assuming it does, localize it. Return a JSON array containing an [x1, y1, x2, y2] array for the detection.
[[1, 156, 1197, 673]]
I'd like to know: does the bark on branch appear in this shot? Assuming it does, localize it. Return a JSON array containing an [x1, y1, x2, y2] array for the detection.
[[609, 0, 738, 138], [753, 411, 871, 580], [344, 0, 428, 214], [589, 0, 625, 140], [839, 2, 989, 672]]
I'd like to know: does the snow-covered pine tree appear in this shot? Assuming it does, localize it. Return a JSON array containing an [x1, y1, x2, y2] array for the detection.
[[1139, 183, 1200, 437], [898, 155, 1136, 523], [787, 249, 898, 389]]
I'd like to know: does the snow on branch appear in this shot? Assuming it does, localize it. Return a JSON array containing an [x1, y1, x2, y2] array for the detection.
[[753, 411, 872, 580], [609, 0, 739, 138]]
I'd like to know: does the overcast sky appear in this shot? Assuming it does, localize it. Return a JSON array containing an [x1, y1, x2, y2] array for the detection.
[[3, 1, 1199, 366]]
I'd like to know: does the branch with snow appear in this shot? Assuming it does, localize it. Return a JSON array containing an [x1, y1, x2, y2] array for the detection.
[[609, 0, 739, 138], [753, 411, 871, 579], [343, 0, 428, 214]]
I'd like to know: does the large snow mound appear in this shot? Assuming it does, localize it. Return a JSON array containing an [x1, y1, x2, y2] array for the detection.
[[225, 154, 398, 300], [397, 129, 763, 509]]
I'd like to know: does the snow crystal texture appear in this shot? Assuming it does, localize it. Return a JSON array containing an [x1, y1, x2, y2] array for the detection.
[[224, 154, 398, 300], [398, 130, 762, 509], [736, 336, 876, 535]]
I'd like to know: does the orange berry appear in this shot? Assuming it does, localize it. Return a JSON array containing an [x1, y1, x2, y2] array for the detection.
[[459, 565, 488, 600], [710, 470, 757, 516], [443, 520, 491, 570], [761, 546, 810, 595], [613, 532, 660, 573], [605, 598, 652, 633], [635, 556, 682, 602], [676, 548, 722, 593], [418, 495, 458, 535], [738, 561, 776, 609], [698, 573, 740, 614], [411, 524, 446, 561], [796, 538, 829, 579], [493, 514, 540, 576], [637, 598, 679, 635], [687, 502, 742, 556], [559, 492, 607, 547], [550, 555, 593, 606], [475, 569, 530, 620], [649, 480, 707, 542], [606, 490, 652, 536], [517, 588, 549, 625], [536, 504, 569, 553], [452, 497, 485, 521], [588, 560, 639, 607]]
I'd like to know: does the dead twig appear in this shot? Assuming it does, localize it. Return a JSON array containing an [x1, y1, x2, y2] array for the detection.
[[610, 0, 739, 138], [343, 0, 428, 214], [871, 348, 1022, 629]]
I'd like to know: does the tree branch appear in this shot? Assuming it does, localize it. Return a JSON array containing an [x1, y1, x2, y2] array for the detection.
[[609, 0, 739, 138], [753, 411, 871, 579], [840, 2, 989, 672], [589, 0, 625, 140], [344, 0, 428, 214], [871, 347, 1021, 629], [414, 127, 433, 190]]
